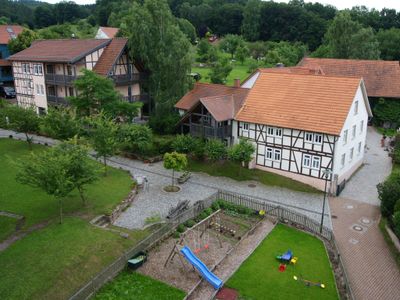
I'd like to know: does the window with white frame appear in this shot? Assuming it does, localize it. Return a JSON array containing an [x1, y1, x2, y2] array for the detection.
[[303, 154, 311, 168], [314, 134, 322, 144], [341, 154, 346, 169], [350, 147, 354, 161], [267, 126, 282, 137], [267, 127, 274, 136], [343, 130, 348, 145], [33, 64, 43, 75], [243, 123, 249, 131], [274, 149, 281, 161], [354, 100, 359, 115], [36, 84, 44, 95], [22, 63, 30, 74], [275, 128, 282, 137], [265, 147, 273, 160], [40, 85, 44, 95], [305, 132, 313, 143], [360, 120, 364, 134], [312, 156, 321, 170], [352, 125, 356, 140], [358, 142, 362, 155]]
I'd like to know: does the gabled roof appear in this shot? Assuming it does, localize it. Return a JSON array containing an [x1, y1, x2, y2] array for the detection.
[[199, 93, 248, 122], [236, 72, 369, 136], [298, 58, 400, 99], [93, 38, 127, 76], [98, 27, 119, 39], [175, 82, 249, 111], [0, 25, 24, 44], [0, 59, 11, 67], [8, 39, 111, 63]]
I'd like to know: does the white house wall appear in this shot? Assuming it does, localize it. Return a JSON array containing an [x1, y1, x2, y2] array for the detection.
[[241, 71, 260, 88]]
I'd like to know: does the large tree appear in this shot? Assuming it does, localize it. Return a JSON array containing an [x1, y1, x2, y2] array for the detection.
[[377, 28, 400, 61], [121, 0, 192, 116], [241, 0, 261, 42], [8, 29, 38, 54], [219, 34, 245, 59]]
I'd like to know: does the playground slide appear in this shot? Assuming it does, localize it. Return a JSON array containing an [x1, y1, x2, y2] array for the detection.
[[180, 246, 223, 290]]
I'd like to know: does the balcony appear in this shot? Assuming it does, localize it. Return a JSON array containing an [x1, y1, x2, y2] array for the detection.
[[45, 74, 79, 86], [122, 94, 150, 103], [188, 123, 232, 139], [47, 95, 69, 106], [110, 73, 146, 86]]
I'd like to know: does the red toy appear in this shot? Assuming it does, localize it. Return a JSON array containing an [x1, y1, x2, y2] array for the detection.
[[278, 264, 286, 272]]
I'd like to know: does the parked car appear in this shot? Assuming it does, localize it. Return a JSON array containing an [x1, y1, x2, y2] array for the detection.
[[0, 86, 16, 99]]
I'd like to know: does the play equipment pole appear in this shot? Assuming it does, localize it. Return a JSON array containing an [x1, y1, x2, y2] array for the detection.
[[320, 169, 332, 234]]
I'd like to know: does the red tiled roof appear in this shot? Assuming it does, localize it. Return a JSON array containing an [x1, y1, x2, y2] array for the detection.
[[175, 82, 249, 111], [99, 27, 119, 38], [199, 92, 248, 122], [0, 25, 24, 44], [236, 72, 367, 136], [0, 59, 11, 67], [298, 58, 400, 99], [93, 38, 127, 76], [8, 39, 111, 63]]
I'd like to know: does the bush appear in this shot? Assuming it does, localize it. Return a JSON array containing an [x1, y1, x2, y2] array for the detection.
[[172, 134, 197, 154], [176, 224, 186, 233], [204, 139, 227, 161], [204, 207, 213, 216], [378, 172, 400, 217], [148, 113, 180, 135], [184, 219, 196, 228], [393, 211, 400, 237], [215, 199, 254, 216], [119, 123, 153, 156], [211, 202, 220, 211], [192, 139, 205, 160], [196, 211, 208, 222], [153, 135, 175, 155], [40, 108, 81, 140], [173, 231, 181, 239]]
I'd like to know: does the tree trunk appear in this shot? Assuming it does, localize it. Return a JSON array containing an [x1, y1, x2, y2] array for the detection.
[[78, 187, 86, 206], [58, 197, 63, 224], [172, 169, 175, 187], [103, 156, 107, 175], [25, 133, 32, 150]]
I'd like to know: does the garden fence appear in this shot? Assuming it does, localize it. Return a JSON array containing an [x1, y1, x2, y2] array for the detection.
[[69, 190, 354, 300]]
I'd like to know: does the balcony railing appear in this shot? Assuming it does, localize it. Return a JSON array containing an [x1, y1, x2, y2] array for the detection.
[[188, 123, 232, 139], [122, 94, 150, 103], [110, 73, 146, 86], [47, 95, 69, 106], [45, 74, 79, 86]]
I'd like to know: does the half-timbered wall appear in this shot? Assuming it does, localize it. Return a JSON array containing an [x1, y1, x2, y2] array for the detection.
[[235, 120, 336, 180]]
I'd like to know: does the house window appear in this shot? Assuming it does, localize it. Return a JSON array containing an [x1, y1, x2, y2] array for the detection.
[[305, 132, 313, 143], [350, 148, 354, 161], [40, 85, 44, 95], [68, 87, 74, 97], [274, 149, 281, 161], [22, 63, 30, 74], [312, 156, 321, 170], [358, 142, 362, 155], [265, 147, 273, 160], [303, 154, 311, 168], [360, 120, 364, 134], [354, 101, 359, 115], [343, 130, 348, 145], [275, 128, 282, 137], [36, 84, 44, 95], [243, 123, 249, 131], [203, 114, 211, 124], [314, 134, 322, 144], [341, 154, 346, 169], [352, 125, 356, 140], [267, 126, 282, 137], [35, 84, 39, 95], [67, 65, 73, 76], [46, 65, 55, 74], [267, 127, 274, 136], [33, 64, 43, 75]]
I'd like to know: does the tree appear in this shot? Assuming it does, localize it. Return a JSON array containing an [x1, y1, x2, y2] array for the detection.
[[235, 45, 250, 65], [241, 0, 261, 41], [209, 57, 232, 84], [8, 29, 38, 54], [228, 139, 255, 168], [349, 27, 380, 60], [177, 18, 197, 44], [204, 139, 227, 161], [119, 123, 153, 156], [219, 34, 245, 59], [121, 0, 192, 116], [69, 69, 141, 120], [377, 172, 400, 218], [373, 98, 400, 128], [197, 39, 212, 63], [16, 146, 75, 224], [248, 41, 267, 60], [57, 142, 100, 206], [40, 107, 81, 140], [6, 106, 40, 150], [377, 28, 400, 61], [86, 114, 119, 175], [163, 152, 187, 188], [264, 41, 308, 67], [34, 5, 56, 28]]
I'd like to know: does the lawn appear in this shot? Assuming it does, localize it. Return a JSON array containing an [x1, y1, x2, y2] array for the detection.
[[192, 63, 251, 86], [0, 138, 133, 229], [226, 224, 338, 300], [0, 139, 151, 299], [187, 159, 320, 194], [94, 271, 186, 300], [0, 216, 18, 241]]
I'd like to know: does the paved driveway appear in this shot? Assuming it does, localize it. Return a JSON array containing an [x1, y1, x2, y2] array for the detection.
[[330, 127, 400, 300]]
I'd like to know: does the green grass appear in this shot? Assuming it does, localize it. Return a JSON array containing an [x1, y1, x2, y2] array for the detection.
[[192, 64, 251, 86], [226, 225, 338, 300], [187, 159, 320, 194], [0, 139, 133, 228], [94, 271, 186, 300], [0, 139, 151, 299], [0, 217, 150, 300], [0, 216, 18, 241]]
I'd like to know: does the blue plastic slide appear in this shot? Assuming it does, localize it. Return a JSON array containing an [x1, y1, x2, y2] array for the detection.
[[180, 246, 223, 289]]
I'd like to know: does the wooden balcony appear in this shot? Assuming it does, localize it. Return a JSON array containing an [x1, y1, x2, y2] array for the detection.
[[47, 95, 69, 106], [187, 123, 232, 139], [45, 74, 79, 86], [111, 73, 146, 86]]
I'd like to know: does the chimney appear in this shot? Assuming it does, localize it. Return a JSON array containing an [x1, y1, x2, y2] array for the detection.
[[234, 78, 240, 88]]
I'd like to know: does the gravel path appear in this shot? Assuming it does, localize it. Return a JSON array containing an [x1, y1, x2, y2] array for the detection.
[[339, 127, 392, 206]]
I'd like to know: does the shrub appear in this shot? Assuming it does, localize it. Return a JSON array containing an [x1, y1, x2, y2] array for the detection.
[[184, 219, 196, 228], [393, 211, 400, 237], [228, 138, 255, 166], [176, 224, 186, 233], [204, 139, 227, 161], [153, 135, 175, 155], [211, 202, 220, 211], [196, 211, 208, 222], [192, 139, 205, 160], [172, 134, 197, 154], [204, 207, 213, 216], [378, 172, 400, 217], [40, 107, 81, 140], [148, 113, 180, 135], [173, 231, 181, 239], [119, 123, 153, 155]]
